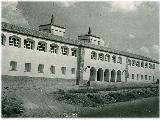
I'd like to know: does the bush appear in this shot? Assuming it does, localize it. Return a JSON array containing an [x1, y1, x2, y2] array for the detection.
[[2, 94, 24, 117], [53, 87, 159, 107]]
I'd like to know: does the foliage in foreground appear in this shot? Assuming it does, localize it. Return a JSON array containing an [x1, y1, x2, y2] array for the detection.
[[2, 93, 24, 117], [54, 87, 159, 107]]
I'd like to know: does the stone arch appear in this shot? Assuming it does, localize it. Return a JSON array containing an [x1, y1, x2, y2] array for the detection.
[[89, 67, 96, 81], [117, 70, 121, 82], [97, 68, 103, 81], [104, 69, 109, 82], [110, 69, 116, 82]]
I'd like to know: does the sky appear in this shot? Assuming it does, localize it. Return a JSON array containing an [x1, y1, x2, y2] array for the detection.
[[1, 1, 159, 61]]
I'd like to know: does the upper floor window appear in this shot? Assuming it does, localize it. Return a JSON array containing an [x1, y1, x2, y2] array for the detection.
[[38, 64, 44, 73], [71, 68, 76, 74], [149, 63, 152, 69], [61, 46, 69, 55], [24, 38, 35, 50], [141, 61, 144, 68], [25, 63, 31, 72], [152, 64, 155, 69], [50, 66, 55, 74], [112, 55, 116, 63], [37, 41, 47, 52], [50, 43, 58, 54], [1, 33, 6, 45], [91, 51, 97, 60], [10, 61, 17, 71], [145, 62, 148, 68], [9, 35, 21, 48], [128, 59, 131, 66], [132, 60, 136, 66], [117, 56, 122, 64], [61, 67, 66, 75], [105, 54, 110, 62], [71, 48, 77, 57], [98, 53, 104, 61], [136, 61, 140, 67]]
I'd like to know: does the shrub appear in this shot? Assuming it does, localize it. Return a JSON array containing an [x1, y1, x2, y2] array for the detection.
[[2, 94, 24, 117]]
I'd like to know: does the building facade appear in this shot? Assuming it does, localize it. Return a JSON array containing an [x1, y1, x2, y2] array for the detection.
[[1, 16, 160, 85]]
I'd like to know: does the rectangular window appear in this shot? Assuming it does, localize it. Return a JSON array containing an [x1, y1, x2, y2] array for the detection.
[[132, 74, 134, 79], [141, 75, 143, 80], [50, 66, 55, 74], [145, 75, 147, 80], [149, 76, 151, 80], [71, 68, 75, 74], [153, 76, 155, 81], [38, 64, 44, 73], [10, 61, 17, 71], [61, 67, 66, 75], [25, 63, 31, 72], [137, 74, 139, 80]]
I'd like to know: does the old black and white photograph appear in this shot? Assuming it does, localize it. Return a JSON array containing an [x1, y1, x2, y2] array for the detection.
[[1, 0, 159, 118]]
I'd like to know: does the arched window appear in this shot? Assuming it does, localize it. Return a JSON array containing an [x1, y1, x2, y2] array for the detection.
[[91, 51, 97, 60], [61, 46, 69, 55], [112, 55, 116, 63], [98, 53, 104, 61], [71, 48, 77, 57], [117, 56, 122, 64], [132, 60, 136, 66], [136, 61, 140, 67], [128, 59, 131, 66], [9, 35, 21, 48], [105, 54, 110, 62], [1, 33, 6, 45], [145, 62, 148, 68], [141, 61, 144, 68], [50, 43, 59, 54], [24, 38, 35, 50], [37, 41, 47, 52]]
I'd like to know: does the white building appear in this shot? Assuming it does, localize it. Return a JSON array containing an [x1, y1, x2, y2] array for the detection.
[[1, 15, 159, 85]]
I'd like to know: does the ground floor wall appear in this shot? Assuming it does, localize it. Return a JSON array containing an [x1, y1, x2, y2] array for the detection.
[[2, 46, 77, 79]]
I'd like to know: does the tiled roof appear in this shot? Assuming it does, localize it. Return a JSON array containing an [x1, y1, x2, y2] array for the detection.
[[1, 22, 159, 64]]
